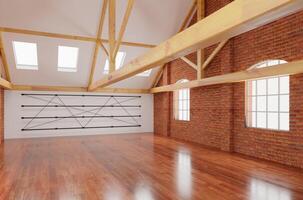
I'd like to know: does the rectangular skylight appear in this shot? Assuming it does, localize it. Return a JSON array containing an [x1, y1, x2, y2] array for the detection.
[[103, 52, 151, 77], [13, 41, 38, 70], [137, 69, 152, 77], [58, 46, 79, 72], [103, 51, 126, 74]]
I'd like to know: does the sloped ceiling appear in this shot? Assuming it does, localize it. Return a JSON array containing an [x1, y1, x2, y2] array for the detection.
[[0, 0, 192, 89]]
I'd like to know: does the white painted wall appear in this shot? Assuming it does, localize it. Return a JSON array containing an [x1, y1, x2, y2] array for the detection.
[[5, 90, 153, 139]]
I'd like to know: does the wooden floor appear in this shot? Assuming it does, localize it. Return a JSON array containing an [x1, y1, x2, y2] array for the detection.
[[0, 134, 303, 200]]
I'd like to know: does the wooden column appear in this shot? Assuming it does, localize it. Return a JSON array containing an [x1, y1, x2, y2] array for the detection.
[[196, 0, 205, 79]]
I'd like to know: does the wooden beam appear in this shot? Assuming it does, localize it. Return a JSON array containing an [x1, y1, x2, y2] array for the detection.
[[0, 33, 11, 82], [99, 42, 109, 56], [179, 0, 197, 32], [152, 67, 164, 88], [180, 56, 197, 70], [0, 27, 156, 48], [89, 0, 303, 91], [196, 0, 205, 79], [108, 0, 116, 73], [113, 0, 135, 58], [88, 0, 108, 87], [150, 60, 303, 93], [149, 0, 197, 89], [202, 39, 229, 69], [12, 85, 149, 94], [0, 76, 12, 89]]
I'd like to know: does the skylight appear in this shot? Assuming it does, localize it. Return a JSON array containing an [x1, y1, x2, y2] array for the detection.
[[13, 41, 38, 70], [58, 46, 79, 72], [103, 51, 126, 74], [103, 51, 151, 76], [137, 69, 152, 77]]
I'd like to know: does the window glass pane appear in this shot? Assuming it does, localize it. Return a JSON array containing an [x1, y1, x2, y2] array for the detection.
[[137, 69, 152, 77], [252, 81, 256, 96], [175, 80, 190, 121], [58, 46, 79, 72], [257, 112, 267, 128], [280, 95, 289, 112], [13, 41, 38, 65], [103, 52, 126, 74], [183, 100, 187, 111], [268, 78, 279, 95], [183, 111, 187, 121], [256, 62, 267, 68], [179, 100, 183, 111], [257, 96, 266, 111], [250, 97, 256, 111], [183, 90, 188, 99], [268, 60, 279, 66], [13, 41, 38, 70], [179, 90, 183, 100], [280, 76, 289, 94], [257, 79, 267, 95], [185, 111, 189, 121], [280, 113, 289, 131], [268, 95, 278, 112], [268, 113, 279, 130], [252, 112, 257, 127], [178, 110, 182, 120]]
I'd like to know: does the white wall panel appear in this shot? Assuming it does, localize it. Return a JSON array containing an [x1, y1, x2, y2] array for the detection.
[[4, 90, 153, 139]]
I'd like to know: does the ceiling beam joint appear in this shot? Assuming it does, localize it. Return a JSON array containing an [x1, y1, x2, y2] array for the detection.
[[113, 0, 135, 58], [88, 0, 109, 88]]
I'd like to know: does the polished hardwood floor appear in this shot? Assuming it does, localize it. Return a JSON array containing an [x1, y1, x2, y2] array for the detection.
[[0, 133, 303, 200]]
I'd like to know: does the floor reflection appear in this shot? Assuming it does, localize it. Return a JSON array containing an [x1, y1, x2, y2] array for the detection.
[[104, 186, 123, 200], [134, 183, 154, 200], [176, 149, 192, 199], [250, 178, 292, 200]]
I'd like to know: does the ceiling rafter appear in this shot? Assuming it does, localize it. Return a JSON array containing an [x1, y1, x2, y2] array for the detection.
[[0, 32, 11, 82], [113, 0, 135, 58], [0, 27, 156, 48], [88, 0, 109, 88], [88, 0, 303, 91], [108, 0, 116, 73], [150, 60, 303, 93]]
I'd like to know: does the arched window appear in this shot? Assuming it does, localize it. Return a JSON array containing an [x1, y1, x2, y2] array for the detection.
[[246, 60, 289, 131], [174, 79, 190, 121]]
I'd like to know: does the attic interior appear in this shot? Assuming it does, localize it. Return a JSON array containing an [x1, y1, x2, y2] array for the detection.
[[0, 0, 303, 199]]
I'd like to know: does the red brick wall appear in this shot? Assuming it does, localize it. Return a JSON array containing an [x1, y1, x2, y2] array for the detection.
[[154, 1, 303, 168], [232, 12, 303, 168]]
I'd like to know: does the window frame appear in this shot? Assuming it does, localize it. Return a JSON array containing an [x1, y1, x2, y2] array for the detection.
[[12, 41, 39, 70], [245, 60, 289, 131], [57, 45, 79, 72], [174, 79, 190, 121]]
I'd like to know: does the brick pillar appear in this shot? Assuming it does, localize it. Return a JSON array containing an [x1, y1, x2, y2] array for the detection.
[[154, 64, 171, 136]]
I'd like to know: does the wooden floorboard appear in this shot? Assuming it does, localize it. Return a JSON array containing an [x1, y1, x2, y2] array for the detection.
[[0, 133, 302, 200]]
